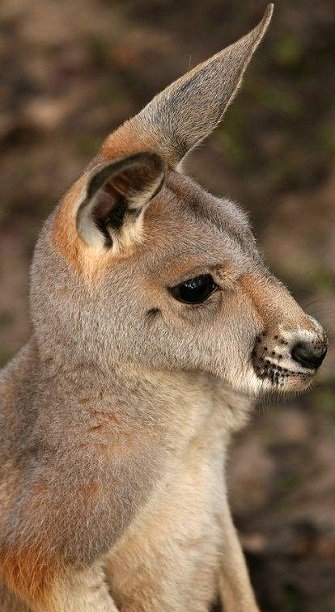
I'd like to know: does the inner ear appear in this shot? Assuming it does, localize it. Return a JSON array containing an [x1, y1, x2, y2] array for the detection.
[[77, 152, 165, 249]]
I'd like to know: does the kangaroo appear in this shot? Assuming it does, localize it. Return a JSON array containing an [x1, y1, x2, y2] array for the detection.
[[0, 4, 328, 611]]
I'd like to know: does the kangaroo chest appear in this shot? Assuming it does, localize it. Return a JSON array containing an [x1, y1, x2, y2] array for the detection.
[[105, 418, 226, 611]]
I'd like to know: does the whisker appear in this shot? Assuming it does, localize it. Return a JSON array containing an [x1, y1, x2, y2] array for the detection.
[[287, 270, 319, 294], [302, 298, 323, 309]]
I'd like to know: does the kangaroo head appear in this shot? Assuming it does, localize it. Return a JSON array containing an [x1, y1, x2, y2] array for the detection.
[[31, 4, 327, 396]]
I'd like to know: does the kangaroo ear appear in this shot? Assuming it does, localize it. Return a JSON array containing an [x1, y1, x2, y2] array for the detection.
[[76, 152, 165, 250], [102, 4, 273, 167]]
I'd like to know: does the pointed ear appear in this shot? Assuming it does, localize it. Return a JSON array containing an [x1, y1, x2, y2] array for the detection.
[[102, 4, 273, 167], [76, 152, 165, 250]]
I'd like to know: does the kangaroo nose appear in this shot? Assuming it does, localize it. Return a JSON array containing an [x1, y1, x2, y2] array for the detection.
[[291, 341, 327, 370]]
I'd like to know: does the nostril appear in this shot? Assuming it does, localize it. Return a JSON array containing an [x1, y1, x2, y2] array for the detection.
[[291, 342, 327, 370]]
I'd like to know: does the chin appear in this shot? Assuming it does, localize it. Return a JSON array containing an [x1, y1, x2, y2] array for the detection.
[[228, 366, 315, 398]]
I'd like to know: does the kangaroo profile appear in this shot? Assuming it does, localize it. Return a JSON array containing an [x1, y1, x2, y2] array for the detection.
[[0, 4, 328, 611]]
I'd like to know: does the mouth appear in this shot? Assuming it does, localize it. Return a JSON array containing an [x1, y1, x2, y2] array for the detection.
[[251, 332, 320, 392], [252, 357, 316, 391]]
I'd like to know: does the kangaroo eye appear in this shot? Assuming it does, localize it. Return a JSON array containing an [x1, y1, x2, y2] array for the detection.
[[170, 274, 217, 304]]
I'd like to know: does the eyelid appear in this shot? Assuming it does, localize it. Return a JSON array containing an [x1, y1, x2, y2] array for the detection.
[[168, 272, 214, 290], [169, 265, 222, 287]]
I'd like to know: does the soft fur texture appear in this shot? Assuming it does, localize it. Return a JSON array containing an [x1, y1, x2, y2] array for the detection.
[[0, 5, 328, 611]]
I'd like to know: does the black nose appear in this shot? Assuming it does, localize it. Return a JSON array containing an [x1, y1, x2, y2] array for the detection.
[[291, 341, 327, 370]]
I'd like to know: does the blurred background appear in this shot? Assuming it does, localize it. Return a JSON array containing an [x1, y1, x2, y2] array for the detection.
[[0, 1, 334, 610]]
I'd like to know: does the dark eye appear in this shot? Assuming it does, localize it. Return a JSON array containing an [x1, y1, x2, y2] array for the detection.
[[169, 274, 217, 304]]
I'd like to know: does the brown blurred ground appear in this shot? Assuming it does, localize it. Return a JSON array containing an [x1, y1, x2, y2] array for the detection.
[[0, 1, 335, 610]]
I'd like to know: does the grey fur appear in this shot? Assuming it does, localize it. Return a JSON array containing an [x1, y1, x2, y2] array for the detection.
[[0, 5, 328, 611]]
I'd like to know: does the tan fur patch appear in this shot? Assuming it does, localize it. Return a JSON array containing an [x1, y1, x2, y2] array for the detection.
[[53, 174, 109, 275], [0, 546, 57, 608], [52, 176, 85, 270], [101, 122, 159, 168], [240, 272, 315, 331]]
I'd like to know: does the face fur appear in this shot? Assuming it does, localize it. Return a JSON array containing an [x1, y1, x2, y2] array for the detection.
[[31, 171, 327, 400], [30, 5, 327, 400], [95, 172, 327, 397]]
